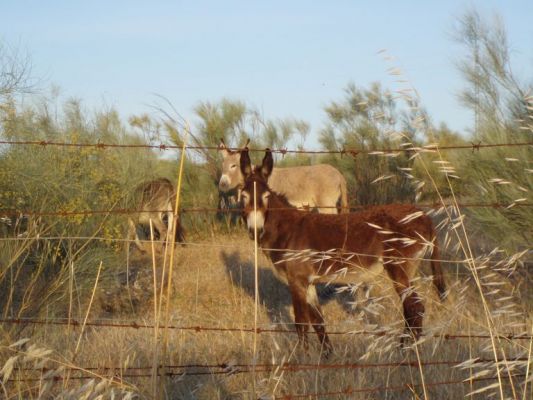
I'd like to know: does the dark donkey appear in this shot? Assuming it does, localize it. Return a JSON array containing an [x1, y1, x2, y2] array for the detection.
[[239, 148, 446, 355]]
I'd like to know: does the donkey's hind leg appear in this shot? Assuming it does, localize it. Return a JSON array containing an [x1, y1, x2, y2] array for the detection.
[[384, 264, 425, 341]]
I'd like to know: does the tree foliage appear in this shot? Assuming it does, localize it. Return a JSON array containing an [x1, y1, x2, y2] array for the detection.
[[453, 10, 532, 250], [0, 96, 167, 243], [319, 82, 419, 205]]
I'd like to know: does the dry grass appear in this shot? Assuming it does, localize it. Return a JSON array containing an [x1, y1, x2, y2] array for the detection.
[[2, 231, 530, 399]]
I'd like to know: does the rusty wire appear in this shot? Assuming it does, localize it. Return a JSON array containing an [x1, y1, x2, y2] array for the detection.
[[15, 357, 529, 374], [0, 201, 531, 219], [0, 139, 531, 154], [1, 318, 530, 340]]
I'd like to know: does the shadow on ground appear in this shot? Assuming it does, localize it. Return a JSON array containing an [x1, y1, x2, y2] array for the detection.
[[220, 250, 360, 324]]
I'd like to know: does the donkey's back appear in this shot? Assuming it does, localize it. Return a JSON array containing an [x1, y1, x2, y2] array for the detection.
[[128, 178, 184, 252], [269, 164, 348, 214], [136, 178, 174, 223]]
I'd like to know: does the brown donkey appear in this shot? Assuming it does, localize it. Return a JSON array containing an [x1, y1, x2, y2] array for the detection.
[[239, 149, 446, 354]]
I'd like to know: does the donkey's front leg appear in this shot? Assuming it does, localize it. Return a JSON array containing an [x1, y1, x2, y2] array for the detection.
[[127, 218, 145, 253], [288, 279, 311, 351], [152, 217, 169, 252], [306, 284, 333, 356]]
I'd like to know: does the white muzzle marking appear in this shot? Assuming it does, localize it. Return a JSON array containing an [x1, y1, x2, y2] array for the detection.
[[219, 174, 231, 190], [247, 211, 265, 232]]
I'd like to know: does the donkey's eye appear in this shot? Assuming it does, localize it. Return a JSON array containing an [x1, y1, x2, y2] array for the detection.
[[230, 164, 236, 169], [262, 192, 270, 202], [241, 192, 250, 203]]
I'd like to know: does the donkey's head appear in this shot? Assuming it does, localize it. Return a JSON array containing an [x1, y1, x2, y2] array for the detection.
[[218, 138, 250, 193], [240, 148, 274, 240]]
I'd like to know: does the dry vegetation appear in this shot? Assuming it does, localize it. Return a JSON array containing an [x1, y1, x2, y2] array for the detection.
[[1, 231, 530, 399]]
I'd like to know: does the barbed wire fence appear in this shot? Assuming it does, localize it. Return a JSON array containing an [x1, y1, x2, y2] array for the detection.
[[1, 317, 531, 340], [5, 362, 528, 382], [0, 138, 531, 398], [0, 138, 531, 153], [0, 201, 532, 219]]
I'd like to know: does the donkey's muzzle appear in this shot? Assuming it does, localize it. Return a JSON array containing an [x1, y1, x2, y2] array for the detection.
[[219, 181, 229, 191], [246, 210, 265, 241], [219, 175, 232, 192]]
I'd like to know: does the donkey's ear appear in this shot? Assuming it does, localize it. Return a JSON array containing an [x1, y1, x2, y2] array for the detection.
[[218, 138, 230, 158], [260, 149, 273, 179], [241, 138, 250, 149], [240, 147, 252, 177]]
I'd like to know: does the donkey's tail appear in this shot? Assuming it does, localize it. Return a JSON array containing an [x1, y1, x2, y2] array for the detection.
[[430, 231, 447, 301], [338, 176, 349, 214]]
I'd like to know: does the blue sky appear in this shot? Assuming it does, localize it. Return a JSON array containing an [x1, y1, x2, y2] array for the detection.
[[2, 1, 532, 145]]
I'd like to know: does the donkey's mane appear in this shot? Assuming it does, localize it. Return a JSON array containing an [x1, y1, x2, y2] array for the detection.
[[269, 188, 294, 209]]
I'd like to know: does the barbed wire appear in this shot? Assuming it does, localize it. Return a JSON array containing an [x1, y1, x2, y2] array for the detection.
[[0, 139, 531, 154], [0, 201, 531, 220], [1, 318, 530, 340], [8, 358, 527, 385], [15, 357, 528, 373]]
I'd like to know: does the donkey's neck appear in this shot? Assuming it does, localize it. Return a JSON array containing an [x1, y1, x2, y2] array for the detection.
[[260, 192, 302, 251]]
